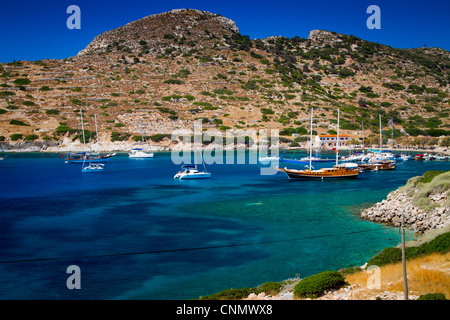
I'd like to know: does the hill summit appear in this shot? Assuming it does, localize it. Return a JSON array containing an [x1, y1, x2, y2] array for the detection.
[[78, 9, 240, 56]]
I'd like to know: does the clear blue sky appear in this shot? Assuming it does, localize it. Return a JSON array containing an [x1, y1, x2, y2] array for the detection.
[[1, 0, 449, 63]]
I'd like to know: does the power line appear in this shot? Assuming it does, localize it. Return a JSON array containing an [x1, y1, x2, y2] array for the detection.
[[0, 226, 396, 264]]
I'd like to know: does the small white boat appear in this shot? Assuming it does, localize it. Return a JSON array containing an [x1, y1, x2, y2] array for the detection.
[[0, 145, 7, 160], [396, 153, 412, 161], [129, 120, 155, 159], [258, 155, 280, 163], [129, 148, 154, 158], [174, 165, 211, 180], [83, 163, 105, 173]]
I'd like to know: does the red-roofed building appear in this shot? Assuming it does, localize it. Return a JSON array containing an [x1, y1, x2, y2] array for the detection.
[[315, 134, 350, 148]]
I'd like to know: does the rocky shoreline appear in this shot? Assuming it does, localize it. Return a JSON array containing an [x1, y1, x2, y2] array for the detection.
[[2, 139, 449, 155], [360, 175, 449, 234]]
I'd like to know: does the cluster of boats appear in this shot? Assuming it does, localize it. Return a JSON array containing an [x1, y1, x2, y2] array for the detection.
[[63, 112, 208, 178], [271, 108, 448, 180], [63, 111, 153, 173], [15, 108, 449, 180]]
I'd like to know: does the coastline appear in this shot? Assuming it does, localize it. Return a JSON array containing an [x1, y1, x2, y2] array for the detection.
[[1, 139, 449, 155]]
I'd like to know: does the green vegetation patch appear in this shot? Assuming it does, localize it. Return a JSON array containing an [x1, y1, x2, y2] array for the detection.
[[418, 293, 447, 300], [367, 232, 450, 267], [10, 133, 23, 141], [199, 281, 283, 300], [412, 171, 450, 211], [9, 119, 30, 126], [110, 131, 131, 142], [414, 171, 445, 187], [293, 271, 347, 299]]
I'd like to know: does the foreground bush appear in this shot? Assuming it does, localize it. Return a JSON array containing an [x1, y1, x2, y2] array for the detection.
[[367, 232, 450, 267], [418, 293, 447, 300], [293, 271, 347, 299], [199, 281, 283, 300], [199, 288, 253, 300]]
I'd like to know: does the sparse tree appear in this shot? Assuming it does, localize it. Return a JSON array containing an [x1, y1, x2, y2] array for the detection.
[[440, 136, 450, 148]]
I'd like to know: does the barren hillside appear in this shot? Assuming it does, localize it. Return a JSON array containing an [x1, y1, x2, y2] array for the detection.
[[1, 9, 449, 151]]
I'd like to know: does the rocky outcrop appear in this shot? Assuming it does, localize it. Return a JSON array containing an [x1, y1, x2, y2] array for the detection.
[[77, 9, 239, 56], [307, 30, 344, 47], [360, 174, 450, 233]]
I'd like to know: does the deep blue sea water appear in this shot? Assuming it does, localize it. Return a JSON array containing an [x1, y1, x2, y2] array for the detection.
[[0, 151, 449, 300]]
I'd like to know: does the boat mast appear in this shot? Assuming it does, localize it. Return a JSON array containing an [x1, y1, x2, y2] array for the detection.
[[140, 119, 145, 148], [391, 118, 394, 151], [80, 110, 87, 171], [379, 113, 382, 153], [336, 109, 340, 166], [309, 108, 313, 170], [362, 122, 365, 155], [95, 113, 100, 154], [80, 110, 87, 155]]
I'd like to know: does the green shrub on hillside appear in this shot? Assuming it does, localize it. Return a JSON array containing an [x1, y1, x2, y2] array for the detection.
[[367, 232, 450, 267], [45, 109, 60, 115], [417, 293, 447, 300], [24, 134, 39, 141], [10, 119, 30, 126], [13, 78, 31, 86], [110, 131, 130, 142], [293, 271, 347, 299], [412, 171, 450, 212], [414, 171, 445, 187], [10, 133, 23, 141], [199, 288, 253, 300]]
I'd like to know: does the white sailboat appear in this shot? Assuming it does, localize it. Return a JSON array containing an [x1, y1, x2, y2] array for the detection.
[[0, 145, 7, 160], [81, 112, 105, 173], [129, 120, 154, 158], [66, 113, 115, 163], [174, 123, 211, 180], [258, 125, 279, 163]]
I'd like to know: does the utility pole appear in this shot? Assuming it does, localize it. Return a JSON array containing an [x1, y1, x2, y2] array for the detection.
[[401, 213, 409, 300]]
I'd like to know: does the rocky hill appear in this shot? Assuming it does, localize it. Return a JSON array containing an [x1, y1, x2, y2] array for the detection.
[[0, 9, 449, 151]]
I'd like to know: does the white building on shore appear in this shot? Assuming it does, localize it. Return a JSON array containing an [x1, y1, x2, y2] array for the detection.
[[314, 134, 350, 149]]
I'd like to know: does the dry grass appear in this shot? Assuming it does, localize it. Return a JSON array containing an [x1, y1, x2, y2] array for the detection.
[[345, 252, 450, 299]]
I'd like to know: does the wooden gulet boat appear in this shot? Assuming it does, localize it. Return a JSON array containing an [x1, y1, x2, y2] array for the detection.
[[277, 163, 360, 180], [276, 108, 360, 180]]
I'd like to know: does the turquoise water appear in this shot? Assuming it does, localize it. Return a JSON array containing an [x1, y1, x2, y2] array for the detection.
[[0, 151, 449, 300]]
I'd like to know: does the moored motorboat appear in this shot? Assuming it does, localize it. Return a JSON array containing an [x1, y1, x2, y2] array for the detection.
[[415, 154, 424, 161], [358, 160, 397, 172], [129, 148, 154, 158], [82, 163, 105, 173]]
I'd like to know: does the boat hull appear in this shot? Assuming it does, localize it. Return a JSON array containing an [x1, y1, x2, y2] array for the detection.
[[65, 154, 115, 163], [358, 163, 396, 171], [129, 154, 154, 158], [277, 167, 359, 180], [174, 172, 212, 179]]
